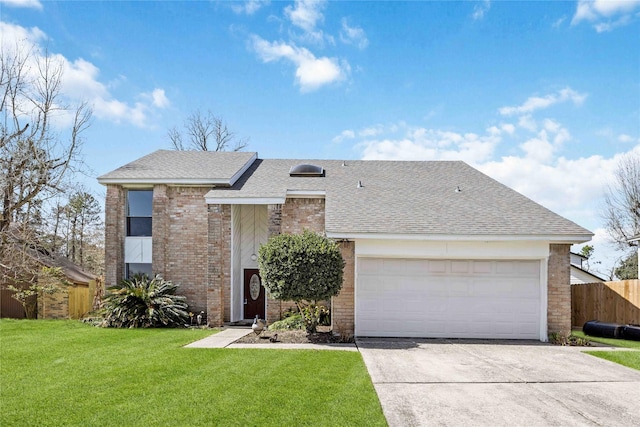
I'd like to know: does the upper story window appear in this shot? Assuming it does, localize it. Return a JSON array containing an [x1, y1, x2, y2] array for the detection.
[[127, 190, 153, 236]]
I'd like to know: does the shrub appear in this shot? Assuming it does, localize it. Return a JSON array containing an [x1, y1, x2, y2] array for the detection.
[[258, 230, 345, 332], [269, 314, 305, 330], [101, 275, 189, 328]]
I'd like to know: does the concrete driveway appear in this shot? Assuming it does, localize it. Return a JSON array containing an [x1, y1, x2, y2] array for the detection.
[[357, 339, 640, 426]]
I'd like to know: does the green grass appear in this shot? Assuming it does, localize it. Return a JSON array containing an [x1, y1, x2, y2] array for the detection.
[[586, 351, 640, 371], [0, 319, 385, 427], [572, 330, 640, 349], [572, 330, 640, 371]]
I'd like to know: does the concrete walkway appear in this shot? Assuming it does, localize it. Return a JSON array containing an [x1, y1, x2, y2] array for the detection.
[[184, 328, 357, 351], [184, 328, 252, 348]]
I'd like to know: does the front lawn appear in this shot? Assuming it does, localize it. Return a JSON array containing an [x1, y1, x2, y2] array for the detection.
[[572, 330, 640, 372], [572, 330, 640, 349], [0, 320, 385, 426]]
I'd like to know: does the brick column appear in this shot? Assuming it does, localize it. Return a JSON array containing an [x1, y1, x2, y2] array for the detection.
[[104, 185, 125, 287], [152, 184, 168, 278], [266, 204, 282, 322], [207, 204, 231, 326], [332, 241, 355, 338], [547, 244, 571, 336]]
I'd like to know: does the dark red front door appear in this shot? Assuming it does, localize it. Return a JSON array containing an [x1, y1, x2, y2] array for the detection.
[[244, 269, 265, 319]]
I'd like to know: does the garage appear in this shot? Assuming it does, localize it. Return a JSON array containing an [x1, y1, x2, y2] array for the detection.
[[355, 258, 542, 339]]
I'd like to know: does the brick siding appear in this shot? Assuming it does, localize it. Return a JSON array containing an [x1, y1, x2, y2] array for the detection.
[[207, 204, 231, 326], [281, 198, 325, 234], [548, 243, 571, 336], [332, 241, 355, 337], [266, 198, 326, 322], [104, 185, 125, 287], [38, 288, 68, 319], [156, 187, 209, 314]]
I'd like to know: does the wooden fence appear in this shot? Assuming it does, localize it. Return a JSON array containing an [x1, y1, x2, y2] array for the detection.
[[68, 285, 90, 319], [572, 279, 640, 327]]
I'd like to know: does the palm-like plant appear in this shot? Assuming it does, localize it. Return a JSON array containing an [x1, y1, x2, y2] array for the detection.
[[102, 275, 189, 328]]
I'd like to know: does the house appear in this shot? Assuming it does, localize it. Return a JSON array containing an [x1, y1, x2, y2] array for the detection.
[[570, 252, 606, 284], [98, 150, 592, 341], [0, 243, 98, 319]]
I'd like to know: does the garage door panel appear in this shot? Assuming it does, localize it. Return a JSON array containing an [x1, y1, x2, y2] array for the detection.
[[356, 258, 541, 339]]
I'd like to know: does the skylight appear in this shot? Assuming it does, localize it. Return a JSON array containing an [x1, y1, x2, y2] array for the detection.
[[289, 164, 325, 177]]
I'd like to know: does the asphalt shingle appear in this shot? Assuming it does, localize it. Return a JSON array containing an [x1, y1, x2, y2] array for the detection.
[[99, 152, 592, 238], [97, 150, 257, 184]]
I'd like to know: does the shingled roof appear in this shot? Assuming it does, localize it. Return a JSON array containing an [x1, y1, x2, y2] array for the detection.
[[97, 150, 257, 186], [203, 158, 591, 241], [99, 151, 592, 242]]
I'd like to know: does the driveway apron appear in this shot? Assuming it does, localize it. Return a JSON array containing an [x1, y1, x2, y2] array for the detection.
[[357, 339, 640, 427]]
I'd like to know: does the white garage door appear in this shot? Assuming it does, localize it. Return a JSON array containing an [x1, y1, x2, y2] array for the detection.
[[356, 258, 541, 339]]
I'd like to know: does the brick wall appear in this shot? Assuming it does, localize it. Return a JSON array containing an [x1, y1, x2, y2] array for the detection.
[[548, 243, 571, 336], [157, 187, 209, 314], [38, 288, 68, 319], [104, 185, 125, 287], [281, 198, 325, 234], [207, 204, 231, 326], [332, 241, 355, 337], [266, 198, 326, 322], [152, 185, 168, 278]]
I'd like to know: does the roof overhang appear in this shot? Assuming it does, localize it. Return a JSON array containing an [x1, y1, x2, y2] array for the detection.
[[98, 178, 236, 186], [98, 152, 257, 187], [325, 232, 593, 244], [205, 197, 286, 205], [204, 189, 325, 205]]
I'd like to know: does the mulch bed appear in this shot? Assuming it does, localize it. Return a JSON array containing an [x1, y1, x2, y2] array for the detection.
[[235, 326, 352, 344]]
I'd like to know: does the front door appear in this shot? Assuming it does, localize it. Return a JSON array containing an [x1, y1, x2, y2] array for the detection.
[[243, 269, 265, 319]]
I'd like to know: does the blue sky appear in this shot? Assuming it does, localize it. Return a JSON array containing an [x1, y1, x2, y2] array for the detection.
[[1, 0, 639, 275]]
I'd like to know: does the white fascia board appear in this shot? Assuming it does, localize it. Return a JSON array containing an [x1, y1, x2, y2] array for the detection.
[[286, 190, 326, 198], [205, 197, 286, 205], [228, 152, 258, 186], [325, 232, 593, 243], [98, 178, 232, 186]]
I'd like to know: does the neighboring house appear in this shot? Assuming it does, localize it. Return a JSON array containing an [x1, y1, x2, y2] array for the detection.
[[98, 150, 592, 341], [570, 252, 606, 284], [0, 246, 98, 319]]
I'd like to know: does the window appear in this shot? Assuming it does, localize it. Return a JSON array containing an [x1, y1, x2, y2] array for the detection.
[[126, 263, 153, 279], [127, 190, 153, 236]]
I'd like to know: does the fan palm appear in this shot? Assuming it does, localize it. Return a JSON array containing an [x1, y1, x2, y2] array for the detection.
[[102, 275, 189, 328]]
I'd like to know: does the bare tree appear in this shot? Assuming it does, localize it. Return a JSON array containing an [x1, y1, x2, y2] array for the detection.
[[168, 109, 248, 152], [0, 45, 92, 234], [1, 44, 92, 297], [603, 152, 640, 248]]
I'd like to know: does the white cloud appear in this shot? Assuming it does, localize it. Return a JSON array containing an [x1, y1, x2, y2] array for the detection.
[[619, 134, 637, 143], [284, 0, 327, 44], [340, 18, 369, 49], [250, 36, 349, 92], [552, 16, 567, 29], [359, 125, 502, 164], [285, 0, 325, 32], [499, 87, 587, 116], [0, 21, 169, 128], [0, 0, 42, 10], [472, 0, 491, 20], [572, 0, 640, 31], [148, 88, 170, 108], [231, 0, 269, 15], [332, 129, 355, 143], [359, 125, 384, 137]]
